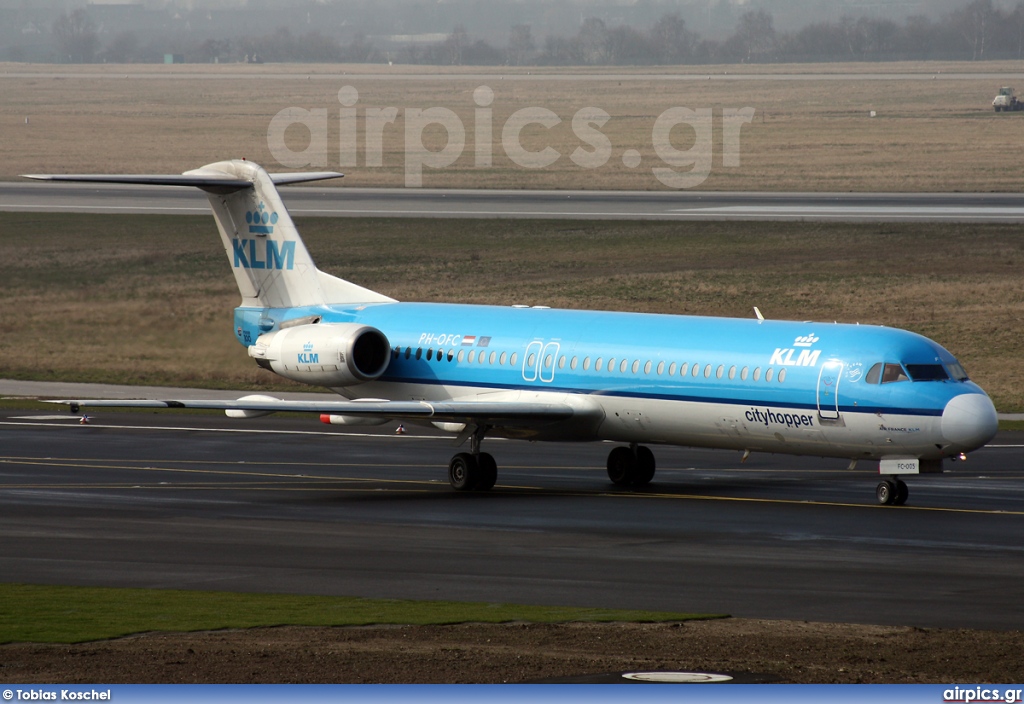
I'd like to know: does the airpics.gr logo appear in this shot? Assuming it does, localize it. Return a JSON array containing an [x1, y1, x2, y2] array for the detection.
[[246, 202, 279, 234]]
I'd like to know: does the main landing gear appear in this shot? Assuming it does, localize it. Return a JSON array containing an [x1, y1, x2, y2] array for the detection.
[[876, 477, 909, 506], [606, 443, 656, 488], [447, 425, 497, 491]]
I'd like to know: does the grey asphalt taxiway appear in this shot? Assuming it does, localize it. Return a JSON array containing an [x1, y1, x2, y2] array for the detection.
[[1, 402, 1023, 630], [5, 181, 1024, 221]]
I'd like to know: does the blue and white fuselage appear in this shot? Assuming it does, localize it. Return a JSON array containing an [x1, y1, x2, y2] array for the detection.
[[236, 301, 994, 464], [27, 159, 998, 505]]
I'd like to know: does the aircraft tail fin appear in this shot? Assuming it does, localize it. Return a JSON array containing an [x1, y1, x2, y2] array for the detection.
[[24, 160, 394, 309]]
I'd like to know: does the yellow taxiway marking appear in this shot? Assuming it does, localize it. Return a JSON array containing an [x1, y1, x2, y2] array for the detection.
[[2, 456, 1023, 516]]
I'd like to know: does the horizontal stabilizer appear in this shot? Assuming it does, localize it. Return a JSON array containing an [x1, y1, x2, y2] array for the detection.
[[22, 173, 254, 191], [48, 398, 577, 427], [22, 171, 343, 194]]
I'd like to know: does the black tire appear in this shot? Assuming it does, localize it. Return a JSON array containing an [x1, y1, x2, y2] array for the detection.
[[448, 452, 479, 491], [894, 479, 909, 506], [607, 446, 636, 486], [476, 452, 498, 491], [634, 445, 656, 486], [876, 480, 896, 505]]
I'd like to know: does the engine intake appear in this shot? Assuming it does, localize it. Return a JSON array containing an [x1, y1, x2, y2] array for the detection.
[[249, 322, 390, 387]]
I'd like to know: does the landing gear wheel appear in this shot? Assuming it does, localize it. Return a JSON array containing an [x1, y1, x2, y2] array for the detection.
[[607, 446, 636, 486], [448, 452, 479, 491], [476, 452, 498, 491], [634, 445, 656, 487], [894, 478, 909, 506], [876, 479, 897, 505]]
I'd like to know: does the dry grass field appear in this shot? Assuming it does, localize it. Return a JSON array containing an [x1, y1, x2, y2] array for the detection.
[[4, 61, 1024, 190], [3, 213, 1024, 410]]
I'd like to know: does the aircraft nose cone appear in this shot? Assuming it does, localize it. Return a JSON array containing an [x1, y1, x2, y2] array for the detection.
[[942, 393, 998, 450]]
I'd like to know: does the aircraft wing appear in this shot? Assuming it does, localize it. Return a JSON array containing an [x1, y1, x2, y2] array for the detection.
[[48, 398, 577, 426]]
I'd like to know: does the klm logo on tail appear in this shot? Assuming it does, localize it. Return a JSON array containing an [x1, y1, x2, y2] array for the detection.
[[246, 202, 278, 234], [232, 238, 296, 270], [235, 203, 295, 269]]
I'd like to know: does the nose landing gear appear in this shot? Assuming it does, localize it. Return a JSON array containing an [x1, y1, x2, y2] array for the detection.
[[876, 477, 909, 506]]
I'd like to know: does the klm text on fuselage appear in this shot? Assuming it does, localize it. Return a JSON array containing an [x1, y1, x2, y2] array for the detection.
[[232, 239, 296, 270]]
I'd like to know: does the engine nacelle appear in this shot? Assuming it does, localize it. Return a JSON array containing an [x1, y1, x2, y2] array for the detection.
[[249, 323, 391, 387]]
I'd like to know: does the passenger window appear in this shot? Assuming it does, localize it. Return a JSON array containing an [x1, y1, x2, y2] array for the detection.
[[729, 365, 736, 380], [753, 367, 761, 381], [427, 348, 433, 361], [608, 358, 616, 372], [692, 363, 700, 378], [457, 350, 465, 363], [583, 357, 591, 371], [438, 350, 446, 363], [447, 349, 454, 362], [629, 360, 637, 373], [415, 348, 422, 360], [778, 368, 786, 383], [716, 365, 724, 379], [866, 362, 882, 384], [528, 353, 536, 367], [765, 368, 774, 382], [740, 366, 748, 380], [704, 364, 712, 378], [489, 351, 497, 364], [479, 351, 486, 364], [882, 363, 909, 383], [510, 352, 518, 366], [405, 347, 411, 360], [669, 362, 678, 376], [645, 361, 653, 375], [500, 351, 508, 365], [595, 357, 603, 371], [544, 354, 553, 369], [558, 356, 565, 369], [657, 361, 665, 375]]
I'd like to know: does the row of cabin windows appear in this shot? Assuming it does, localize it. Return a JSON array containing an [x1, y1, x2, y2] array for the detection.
[[393, 346, 787, 383]]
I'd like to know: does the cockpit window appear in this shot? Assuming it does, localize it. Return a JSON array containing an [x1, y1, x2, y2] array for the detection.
[[881, 363, 909, 383], [905, 364, 949, 381], [946, 362, 970, 381], [866, 362, 882, 384]]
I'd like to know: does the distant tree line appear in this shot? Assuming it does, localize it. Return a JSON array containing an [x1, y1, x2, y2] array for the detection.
[[51, 0, 1024, 65]]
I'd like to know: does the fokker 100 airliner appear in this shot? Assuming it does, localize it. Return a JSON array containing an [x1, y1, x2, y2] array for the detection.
[[26, 160, 999, 505]]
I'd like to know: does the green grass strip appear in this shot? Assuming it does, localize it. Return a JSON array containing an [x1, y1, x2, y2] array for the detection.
[[0, 584, 722, 644]]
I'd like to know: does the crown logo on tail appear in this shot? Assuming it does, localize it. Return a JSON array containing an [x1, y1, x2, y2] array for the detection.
[[246, 201, 279, 234]]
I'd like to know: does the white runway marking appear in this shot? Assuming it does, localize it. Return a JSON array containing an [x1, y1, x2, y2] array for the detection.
[[680, 205, 1024, 219], [9, 415, 86, 421]]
